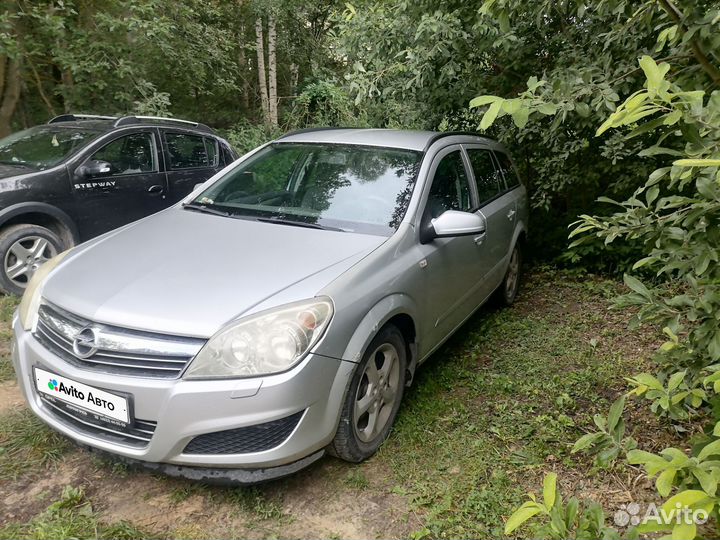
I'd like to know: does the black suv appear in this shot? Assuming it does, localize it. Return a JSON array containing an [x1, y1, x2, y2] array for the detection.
[[0, 114, 238, 294]]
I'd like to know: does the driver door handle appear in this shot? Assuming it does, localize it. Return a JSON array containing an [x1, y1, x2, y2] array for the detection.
[[147, 184, 164, 195], [507, 209, 516, 221]]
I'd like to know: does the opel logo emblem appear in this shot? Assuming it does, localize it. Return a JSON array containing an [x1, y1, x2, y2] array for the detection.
[[72, 327, 98, 359]]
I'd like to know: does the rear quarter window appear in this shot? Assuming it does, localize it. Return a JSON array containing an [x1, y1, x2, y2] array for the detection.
[[494, 151, 521, 189]]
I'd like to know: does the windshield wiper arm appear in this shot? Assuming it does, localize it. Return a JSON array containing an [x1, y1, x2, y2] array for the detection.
[[182, 202, 231, 217], [256, 217, 344, 232]]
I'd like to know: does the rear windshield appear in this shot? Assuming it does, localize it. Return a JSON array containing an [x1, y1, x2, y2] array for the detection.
[[0, 125, 101, 170]]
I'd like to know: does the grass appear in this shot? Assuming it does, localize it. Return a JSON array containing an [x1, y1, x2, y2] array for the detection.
[[0, 295, 19, 383], [379, 269, 653, 538], [0, 408, 70, 479], [0, 486, 155, 540]]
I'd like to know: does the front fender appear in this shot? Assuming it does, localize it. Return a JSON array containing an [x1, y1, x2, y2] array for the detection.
[[339, 293, 420, 385]]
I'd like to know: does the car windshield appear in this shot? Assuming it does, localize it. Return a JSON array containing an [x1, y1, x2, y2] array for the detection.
[[191, 143, 422, 236], [0, 125, 101, 170]]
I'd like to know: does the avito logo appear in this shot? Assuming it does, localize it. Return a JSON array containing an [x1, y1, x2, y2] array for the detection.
[[47, 379, 58, 391]]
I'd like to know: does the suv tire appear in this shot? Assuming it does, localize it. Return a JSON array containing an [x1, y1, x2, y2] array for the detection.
[[0, 224, 64, 296], [330, 324, 407, 462]]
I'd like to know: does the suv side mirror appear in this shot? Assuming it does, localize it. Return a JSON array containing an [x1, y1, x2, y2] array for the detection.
[[77, 160, 111, 178], [421, 210, 486, 243]]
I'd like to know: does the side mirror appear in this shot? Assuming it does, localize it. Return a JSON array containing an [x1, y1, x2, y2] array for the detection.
[[421, 210, 486, 243], [77, 160, 111, 178]]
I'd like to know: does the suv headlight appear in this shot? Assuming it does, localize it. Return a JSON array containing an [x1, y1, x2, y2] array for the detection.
[[18, 250, 70, 331], [184, 297, 333, 379]]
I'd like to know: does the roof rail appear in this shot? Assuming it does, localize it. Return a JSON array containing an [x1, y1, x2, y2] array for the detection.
[[277, 127, 357, 139], [48, 114, 117, 124], [113, 115, 215, 134], [422, 131, 494, 152]]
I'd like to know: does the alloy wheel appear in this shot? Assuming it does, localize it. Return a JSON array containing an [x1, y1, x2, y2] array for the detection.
[[4, 236, 57, 288], [353, 342, 401, 443]]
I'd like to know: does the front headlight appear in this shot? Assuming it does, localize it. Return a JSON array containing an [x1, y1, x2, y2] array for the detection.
[[184, 297, 333, 379], [18, 250, 70, 331]]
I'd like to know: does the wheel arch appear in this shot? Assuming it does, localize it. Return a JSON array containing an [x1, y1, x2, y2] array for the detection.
[[339, 294, 420, 386], [0, 203, 79, 248]]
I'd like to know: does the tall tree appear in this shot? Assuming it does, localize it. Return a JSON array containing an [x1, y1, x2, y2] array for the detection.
[[255, 17, 270, 125], [267, 14, 278, 126]]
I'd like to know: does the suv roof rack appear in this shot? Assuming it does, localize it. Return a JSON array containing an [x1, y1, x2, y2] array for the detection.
[[113, 115, 215, 134], [422, 131, 494, 152], [48, 114, 118, 124]]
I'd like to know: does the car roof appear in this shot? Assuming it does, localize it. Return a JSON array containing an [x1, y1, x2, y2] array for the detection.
[[276, 128, 499, 152]]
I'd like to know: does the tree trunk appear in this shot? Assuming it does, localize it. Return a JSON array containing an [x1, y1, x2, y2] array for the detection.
[[0, 58, 21, 137], [238, 23, 250, 111], [267, 15, 278, 127], [255, 18, 270, 125], [290, 63, 299, 96]]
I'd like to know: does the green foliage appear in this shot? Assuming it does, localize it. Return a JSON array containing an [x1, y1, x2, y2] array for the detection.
[[504, 473, 623, 539], [287, 80, 365, 128], [571, 395, 637, 467]]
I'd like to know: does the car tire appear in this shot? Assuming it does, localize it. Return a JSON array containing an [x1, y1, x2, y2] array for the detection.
[[0, 224, 64, 296], [497, 243, 522, 306], [330, 324, 407, 463]]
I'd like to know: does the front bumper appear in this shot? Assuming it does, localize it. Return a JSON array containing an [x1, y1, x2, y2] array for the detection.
[[12, 315, 355, 471]]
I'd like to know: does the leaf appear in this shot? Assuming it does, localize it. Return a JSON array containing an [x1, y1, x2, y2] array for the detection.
[[667, 371, 686, 392], [607, 395, 625, 432], [504, 502, 542, 535], [639, 55, 670, 94], [671, 522, 697, 540], [623, 274, 651, 299], [480, 99, 503, 130], [656, 468, 676, 497], [673, 159, 720, 167], [537, 103, 558, 115], [543, 472, 557, 509], [572, 432, 604, 453], [698, 439, 720, 461], [469, 95, 500, 108], [511, 108, 530, 128], [709, 330, 720, 361]]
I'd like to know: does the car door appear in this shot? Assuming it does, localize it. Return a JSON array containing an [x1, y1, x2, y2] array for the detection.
[[161, 131, 225, 204], [465, 145, 515, 290], [71, 129, 168, 236], [415, 146, 494, 349]]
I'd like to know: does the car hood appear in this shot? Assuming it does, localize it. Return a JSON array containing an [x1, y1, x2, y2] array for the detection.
[[43, 208, 386, 337]]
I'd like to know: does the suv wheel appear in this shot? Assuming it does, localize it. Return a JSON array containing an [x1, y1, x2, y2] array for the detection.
[[0, 224, 63, 296], [499, 243, 522, 306], [330, 324, 407, 462]]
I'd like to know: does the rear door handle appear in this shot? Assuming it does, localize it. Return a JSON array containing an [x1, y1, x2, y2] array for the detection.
[[148, 184, 164, 195], [507, 209, 516, 220]]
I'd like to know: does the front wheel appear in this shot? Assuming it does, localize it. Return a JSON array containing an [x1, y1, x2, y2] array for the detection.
[[330, 324, 407, 462], [0, 224, 64, 296]]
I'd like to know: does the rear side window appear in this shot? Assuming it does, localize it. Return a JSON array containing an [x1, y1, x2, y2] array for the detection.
[[495, 151, 521, 189], [426, 150, 472, 218], [165, 133, 219, 169], [466, 148, 502, 205]]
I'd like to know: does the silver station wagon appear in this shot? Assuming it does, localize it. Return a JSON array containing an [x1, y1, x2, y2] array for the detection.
[[12, 129, 528, 482]]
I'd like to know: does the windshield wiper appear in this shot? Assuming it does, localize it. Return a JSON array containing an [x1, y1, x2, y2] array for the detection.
[[256, 217, 344, 232], [182, 202, 231, 217]]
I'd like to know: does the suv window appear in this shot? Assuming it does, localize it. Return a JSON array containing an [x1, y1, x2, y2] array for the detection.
[[91, 132, 157, 176], [467, 148, 502, 205], [165, 133, 218, 169], [495, 151, 521, 189], [426, 150, 472, 218]]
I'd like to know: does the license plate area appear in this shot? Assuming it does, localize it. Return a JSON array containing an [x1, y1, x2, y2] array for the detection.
[[33, 366, 131, 427]]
